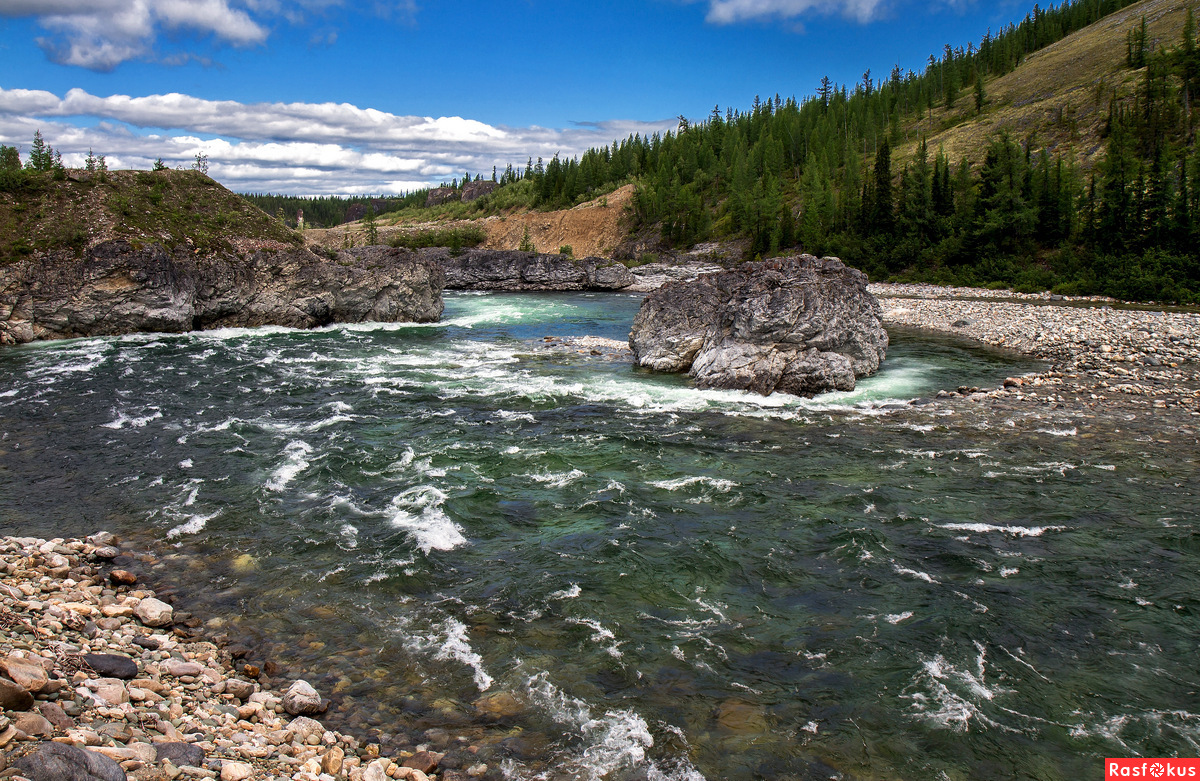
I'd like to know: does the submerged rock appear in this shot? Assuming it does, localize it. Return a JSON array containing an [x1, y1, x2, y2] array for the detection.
[[629, 255, 888, 396]]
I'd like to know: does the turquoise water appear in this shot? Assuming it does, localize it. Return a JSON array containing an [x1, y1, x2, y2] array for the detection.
[[1, 292, 1198, 780]]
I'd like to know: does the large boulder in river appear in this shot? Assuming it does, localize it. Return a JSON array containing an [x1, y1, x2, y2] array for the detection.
[[629, 255, 888, 396]]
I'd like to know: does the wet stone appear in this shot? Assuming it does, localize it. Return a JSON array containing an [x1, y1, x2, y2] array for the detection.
[[403, 750, 442, 774], [108, 570, 137, 587]]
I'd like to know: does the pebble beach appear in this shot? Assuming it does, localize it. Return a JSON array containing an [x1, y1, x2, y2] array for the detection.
[[872, 282, 1200, 414], [0, 534, 494, 781]]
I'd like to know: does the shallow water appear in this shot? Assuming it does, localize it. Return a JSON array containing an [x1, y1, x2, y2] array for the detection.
[[2, 292, 1199, 780]]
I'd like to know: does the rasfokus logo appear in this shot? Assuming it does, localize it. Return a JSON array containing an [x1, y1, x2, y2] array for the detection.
[[1107, 759, 1200, 778]]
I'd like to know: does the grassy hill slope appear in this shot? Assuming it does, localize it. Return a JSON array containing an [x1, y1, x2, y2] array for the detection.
[[903, 0, 1194, 170], [1, 169, 302, 264]]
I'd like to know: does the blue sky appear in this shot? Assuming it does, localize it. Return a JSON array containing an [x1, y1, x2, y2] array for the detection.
[[0, 0, 1038, 194]]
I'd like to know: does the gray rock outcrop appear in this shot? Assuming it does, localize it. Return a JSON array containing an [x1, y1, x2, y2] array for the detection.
[[423, 248, 634, 291], [629, 255, 888, 396], [0, 241, 444, 345]]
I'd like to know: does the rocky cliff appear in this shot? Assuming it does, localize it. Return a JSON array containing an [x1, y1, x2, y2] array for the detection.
[[629, 255, 888, 396], [422, 248, 634, 291], [0, 242, 444, 345]]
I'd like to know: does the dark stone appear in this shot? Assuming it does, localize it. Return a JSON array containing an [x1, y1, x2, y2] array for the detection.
[[13, 742, 127, 781], [154, 743, 204, 767], [226, 644, 252, 660], [425, 187, 460, 208], [83, 654, 138, 680], [460, 181, 499, 203], [132, 636, 160, 650], [951, 319, 972, 328], [629, 255, 888, 396], [0, 240, 445, 346], [0, 676, 34, 710], [427, 248, 633, 292]]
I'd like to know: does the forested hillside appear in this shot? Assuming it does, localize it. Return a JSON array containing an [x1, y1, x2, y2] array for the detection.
[[252, 0, 1200, 303]]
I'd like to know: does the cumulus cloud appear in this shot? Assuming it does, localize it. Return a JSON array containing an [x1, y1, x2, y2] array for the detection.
[[0, 0, 270, 70], [0, 87, 677, 195], [705, 0, 887, 24]]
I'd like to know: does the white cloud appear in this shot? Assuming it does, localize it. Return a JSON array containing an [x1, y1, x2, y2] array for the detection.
[[0, 0, 269, 69], [0, 87, 677, 195], [705, 0, 887, 24]]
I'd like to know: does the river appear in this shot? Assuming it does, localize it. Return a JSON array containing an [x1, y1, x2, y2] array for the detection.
[[1, 291, 1198, 780]]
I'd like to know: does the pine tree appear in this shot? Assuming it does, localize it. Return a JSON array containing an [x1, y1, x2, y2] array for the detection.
[[25, 130, 51, 172], [0, 145, 19, 171], [362, 204, 379, 245], [870, 139, 894, 234]]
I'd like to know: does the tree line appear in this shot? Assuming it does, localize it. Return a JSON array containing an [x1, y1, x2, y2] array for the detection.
[[506, 0, 1200, 303]]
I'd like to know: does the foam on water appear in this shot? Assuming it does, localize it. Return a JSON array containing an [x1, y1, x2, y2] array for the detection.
[[100, 407, 164, 430], [936, 522, 1066, 537], [526, 469, 587, 488], [266, 440, 314, 492], [517, 671, 706, 781], [567, 617, 623, 659], [388, 486, 467, 553], [160, 480, 221, 539], [893, 564, 939, 584], [550, 584, 582, 600], [649, 476, 738, 492], [903, 644, 1014, 734], [391, 612, 493, 690]]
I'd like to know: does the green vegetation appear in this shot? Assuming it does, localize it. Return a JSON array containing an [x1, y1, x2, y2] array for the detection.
[[0, 165, 301, 264], [508, 0, 1198, 303], [239, 191, 429, 228], [385, 225, 486, 251]]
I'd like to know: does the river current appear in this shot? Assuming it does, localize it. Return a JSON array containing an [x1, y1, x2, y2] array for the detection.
[[1, 292, 1199, 780]]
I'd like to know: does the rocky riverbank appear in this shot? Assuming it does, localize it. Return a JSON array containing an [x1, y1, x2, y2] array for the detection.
[[872, 282, 1200, 414], [425, 249, 633, 292], [0, 243, 444, 346], [0, 535, 496, 781]]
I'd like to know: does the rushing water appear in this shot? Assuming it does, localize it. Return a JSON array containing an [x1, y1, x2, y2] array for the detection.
[[2, 292, 1199, 780]]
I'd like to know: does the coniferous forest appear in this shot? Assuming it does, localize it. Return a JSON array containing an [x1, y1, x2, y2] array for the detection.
[[515, 0, 1200, 304], [240, 0, 1200, 304]]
